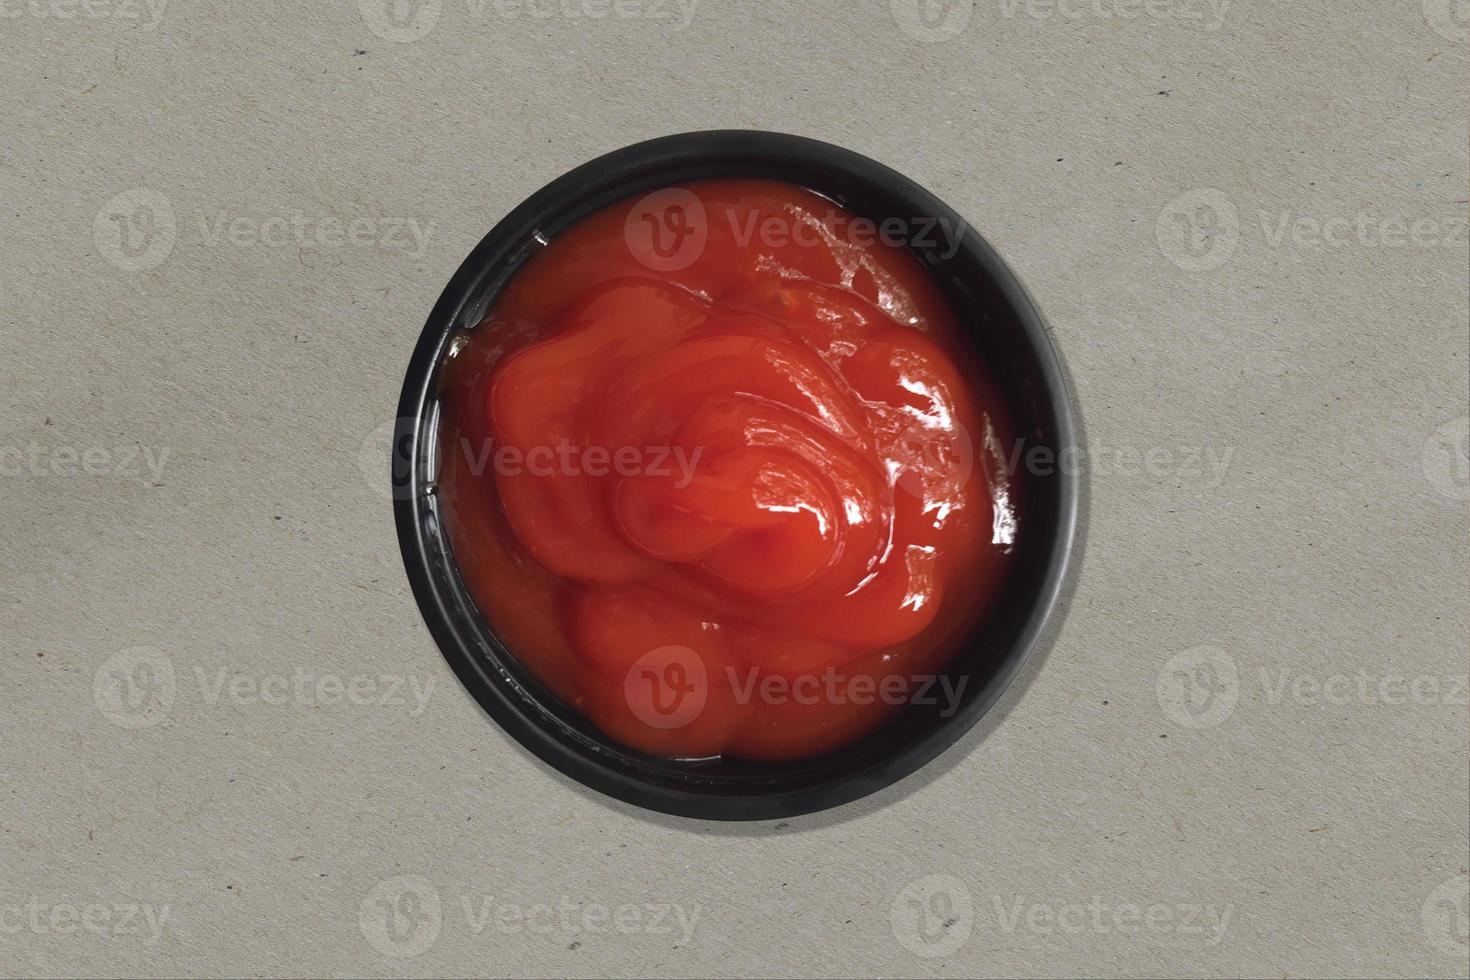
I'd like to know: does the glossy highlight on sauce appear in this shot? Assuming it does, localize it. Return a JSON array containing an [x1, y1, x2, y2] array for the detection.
[[437, 179, 1021, 761]]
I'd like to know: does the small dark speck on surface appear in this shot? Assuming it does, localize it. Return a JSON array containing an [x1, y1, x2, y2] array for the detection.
[[1160, 734, 1168, 738], [568, 942, 580, 950], [774, 821, 789, 829], [353, 48, 367, 56], [1158, 90, 1171, 96]]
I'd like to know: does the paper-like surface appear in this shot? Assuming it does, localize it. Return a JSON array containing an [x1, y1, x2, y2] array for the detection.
[[1, 1, 1466, 976]]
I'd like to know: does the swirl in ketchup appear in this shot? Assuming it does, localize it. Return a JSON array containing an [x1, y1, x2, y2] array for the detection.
[[437, 179, 1020, 761]]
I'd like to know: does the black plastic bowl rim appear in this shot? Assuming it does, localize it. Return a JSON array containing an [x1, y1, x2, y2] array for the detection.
[[392, 130, 1079, 821]]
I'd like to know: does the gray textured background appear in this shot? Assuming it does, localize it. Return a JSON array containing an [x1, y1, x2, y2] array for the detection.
[[3, 1, 1468, 977]]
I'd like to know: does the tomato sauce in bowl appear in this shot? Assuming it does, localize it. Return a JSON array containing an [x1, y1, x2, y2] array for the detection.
[[435, 179, 1022, 762], [394, 131, 1077, 819]]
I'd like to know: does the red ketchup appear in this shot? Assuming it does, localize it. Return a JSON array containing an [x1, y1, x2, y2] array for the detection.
[[437, 179, 1020, 761]]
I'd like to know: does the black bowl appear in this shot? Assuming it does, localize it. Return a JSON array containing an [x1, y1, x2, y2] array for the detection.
[[392, 131, 1078, 821]]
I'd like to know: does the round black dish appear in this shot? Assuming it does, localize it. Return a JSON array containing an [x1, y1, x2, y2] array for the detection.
[[392, 131, 1078, 821]]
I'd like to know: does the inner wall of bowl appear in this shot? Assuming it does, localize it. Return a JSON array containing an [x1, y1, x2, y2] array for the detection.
[[422, 149, 1068, 799]]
